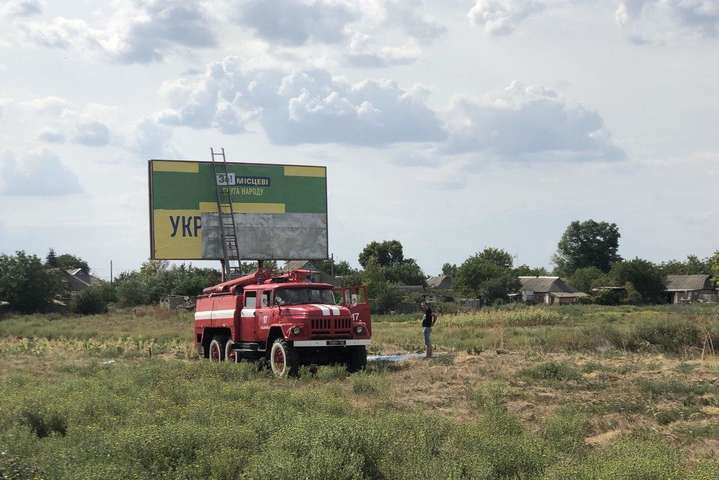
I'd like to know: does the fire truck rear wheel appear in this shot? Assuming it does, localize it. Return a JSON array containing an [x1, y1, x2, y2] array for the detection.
[[270, 339, 299, 378], [347, 346, 367, 373], [209, 336, 227, 363]]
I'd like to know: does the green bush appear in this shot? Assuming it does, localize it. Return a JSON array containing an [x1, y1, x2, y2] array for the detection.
[[20, 409, 67, 438], [70, 287, 108, 315], [629, 320, 701, 353]]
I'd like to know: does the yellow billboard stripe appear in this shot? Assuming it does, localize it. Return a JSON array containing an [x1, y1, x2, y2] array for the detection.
[[152, 210, 203, 259], [198, 202, 286, 214], [152, 161, 199, 173], [283, 166, 326, 177]]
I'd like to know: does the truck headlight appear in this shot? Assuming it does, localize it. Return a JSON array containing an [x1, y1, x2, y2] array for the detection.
[[291, 326, 302, 335], [355, 325, 364, 334]]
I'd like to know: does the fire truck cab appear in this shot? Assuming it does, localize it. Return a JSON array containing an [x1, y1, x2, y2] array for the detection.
[[194, 269, 371, 377]]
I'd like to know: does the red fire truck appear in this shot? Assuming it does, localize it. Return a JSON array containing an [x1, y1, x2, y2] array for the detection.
[[194, 268, 371, 377]]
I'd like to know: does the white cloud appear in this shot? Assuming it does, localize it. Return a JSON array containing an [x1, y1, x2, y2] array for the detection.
[[468, 0, 545, 35], [37, 128, 66, 143], [157, 57, 447, 146], [235, 0, 360, 46], [105, 0, 218, 63], [23, 96, 70, 115], [19, 0, 217, 64], [132, 117, 178, 158], [380, 0, 447, 41], [346, 32, 420, 68], [1, 0, 42, 17], [0, 149, 82, 196], [443, 81, 625, 162], [73, 120, 111, 146], [616, 0, 719, 43]]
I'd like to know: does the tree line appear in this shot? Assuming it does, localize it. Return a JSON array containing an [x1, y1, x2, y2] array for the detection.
[[1, 219, 718, 314]]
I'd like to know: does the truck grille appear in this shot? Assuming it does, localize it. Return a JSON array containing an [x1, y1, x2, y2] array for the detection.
[[310, 317, 352, 338]]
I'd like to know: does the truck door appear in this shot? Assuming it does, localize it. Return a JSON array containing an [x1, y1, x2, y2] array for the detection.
[[240, 291, 258, 341], [254, 289, 273, 340], [337, 286, 371, 335]]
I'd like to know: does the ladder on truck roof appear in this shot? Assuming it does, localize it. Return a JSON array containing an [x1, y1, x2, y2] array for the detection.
[[210, 147, 242, 280]]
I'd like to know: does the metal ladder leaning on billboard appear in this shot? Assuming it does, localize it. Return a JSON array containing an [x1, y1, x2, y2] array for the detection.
[[210, 147, 242, 280]]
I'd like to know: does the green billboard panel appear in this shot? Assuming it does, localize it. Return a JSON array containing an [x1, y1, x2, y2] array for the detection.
[[149, 160, 328, 260]]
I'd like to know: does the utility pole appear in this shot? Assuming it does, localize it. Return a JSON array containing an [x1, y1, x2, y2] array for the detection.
[[110, 260, 113, 285]]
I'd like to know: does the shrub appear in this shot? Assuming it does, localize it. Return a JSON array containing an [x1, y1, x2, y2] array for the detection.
[[71, 287, 108, 315], [20, 410, 67, 438], [594, 288, 624, 305], [629, 320, 701, 353]]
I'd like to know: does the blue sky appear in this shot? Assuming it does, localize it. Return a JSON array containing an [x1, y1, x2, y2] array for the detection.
[[1, 0, 717, 278]]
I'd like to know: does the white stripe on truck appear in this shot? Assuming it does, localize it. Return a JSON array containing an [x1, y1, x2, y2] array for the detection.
[[312, 304, 341, 316], [194, 309, 235, 321], [312, 304, 330, 316]]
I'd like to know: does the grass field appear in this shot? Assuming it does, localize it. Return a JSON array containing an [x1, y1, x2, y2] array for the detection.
[[1, 305, 719, 479]]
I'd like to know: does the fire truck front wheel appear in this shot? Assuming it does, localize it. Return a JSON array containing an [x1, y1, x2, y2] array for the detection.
[[209, 336, 228, 363], [269, 339, 299, 378], [347, 346, 368, 373]]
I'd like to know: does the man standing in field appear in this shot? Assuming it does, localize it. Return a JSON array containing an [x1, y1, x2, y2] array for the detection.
[[421, 302, 437, 358]]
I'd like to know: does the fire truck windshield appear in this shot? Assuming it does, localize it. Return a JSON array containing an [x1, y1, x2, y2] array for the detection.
[[275, 288, 336, 306]]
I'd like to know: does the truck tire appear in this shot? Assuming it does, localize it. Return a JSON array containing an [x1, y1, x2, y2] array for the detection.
[[209, 336, 227, 363], [269, 339, 298, 377], [347, 346, 367, 373], [224, 339, 238, 363]]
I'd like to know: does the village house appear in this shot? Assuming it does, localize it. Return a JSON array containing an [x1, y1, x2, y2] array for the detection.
[[58, 268, 103, 294], [426, 274, 453, 290], [664, 274, 717, 304], [518, 276, 589, 305]]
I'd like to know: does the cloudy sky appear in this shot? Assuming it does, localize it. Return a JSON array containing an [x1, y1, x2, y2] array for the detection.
[[1, 0, 717, 279]]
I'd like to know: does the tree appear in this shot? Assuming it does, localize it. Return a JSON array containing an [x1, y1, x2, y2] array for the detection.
[[362, 258, 402, 313], [312, 258, 356, 277], [384, 258, 426, 286], [441, 263, 458, 277], [553, 220, 621, 275], [569, 266, 604, 293], [711, 251, 719, 286], [54, 253, 90, 274], [455, 248, 519, 304], [45, 249, 58, 267], [114, 262, 222, 306], [514, 265, 549, 277], [358, 240, 404, 268], [358, 240, 425, 287], [0, 251, 60, 313], [659, 255, 711, 275], [610, 258, 665, 304], [476, 247, 514, 270]]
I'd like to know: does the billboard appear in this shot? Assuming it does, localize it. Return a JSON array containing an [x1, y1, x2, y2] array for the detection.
[[149, 160, 328, 260]]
